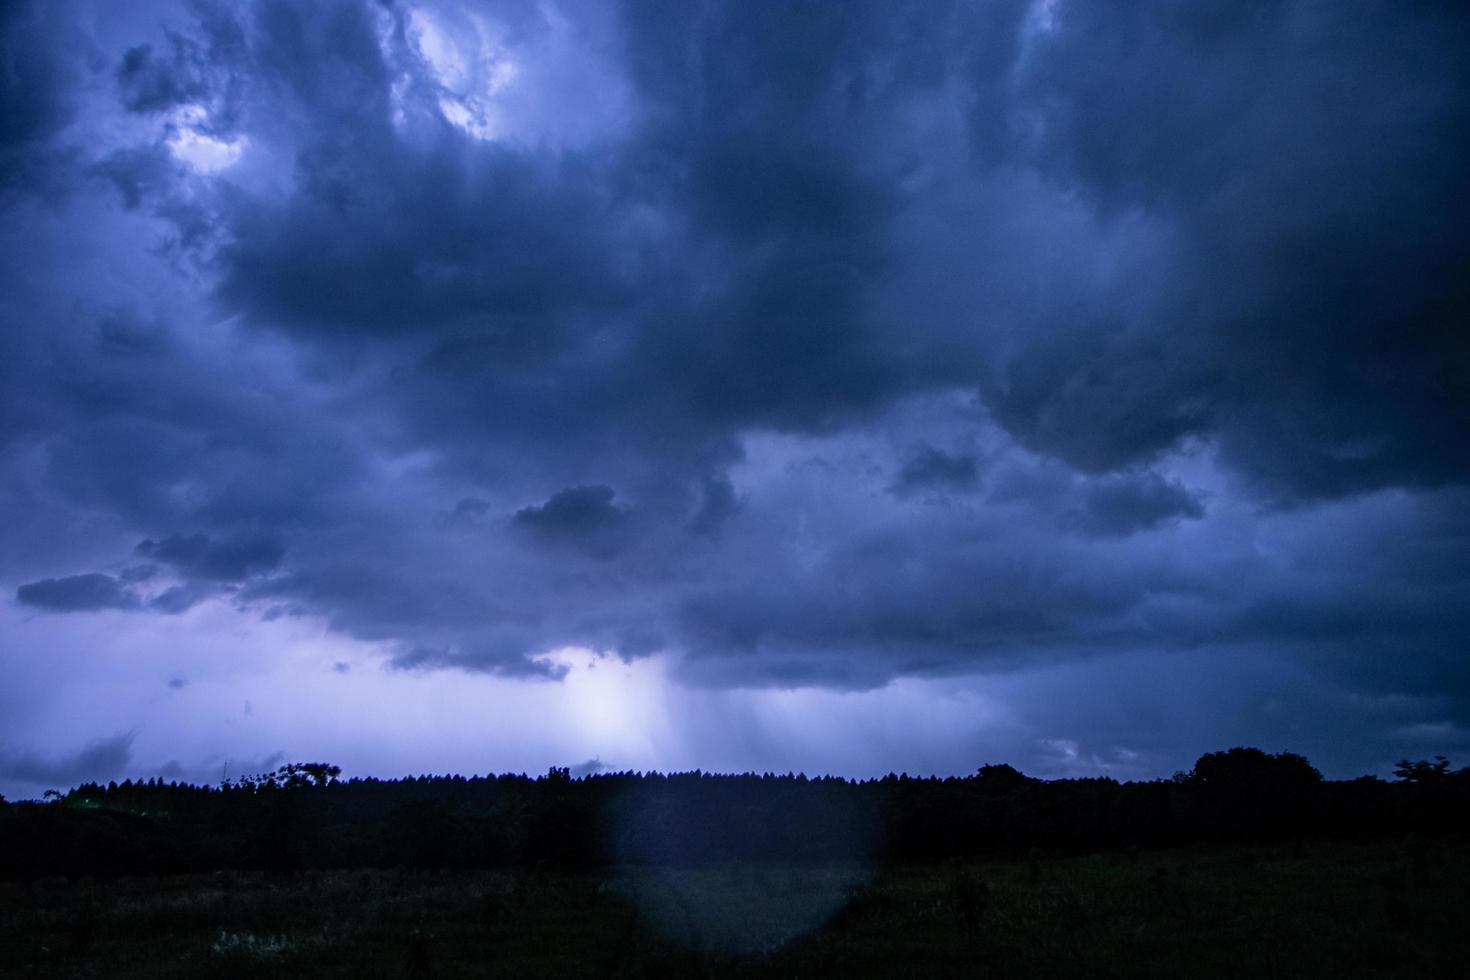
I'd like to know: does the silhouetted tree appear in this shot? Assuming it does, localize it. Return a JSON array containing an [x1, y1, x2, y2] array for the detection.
[[974, 763, 1034, 794], [1191, 747, 1322, 789], [1394, 756, 1451, 783], [274, 762, 342, 788]]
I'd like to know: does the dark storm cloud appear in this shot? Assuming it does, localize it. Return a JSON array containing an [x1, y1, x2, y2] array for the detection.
[[603, 0, 986, 440], [977, 0, 1470, 501], [92, 144, 185, 212], [507, 481, 641, 559], [100, 0, 959, 479], [0, 732, 134, 788], [1, 0, 1468, 773], [114, 0, 246, 121], [15, 552, 271, 616], [690, 475, 741, 537], [181, 1, 631, 349], [890, 446, 981, 496], [135, 532, 285, 581], [0, 1, 70, 147], [673, 515, 1159, 690], [17, 573, 139, 612], [14, 1, 1470, 496], [146, 582, 217, 615], [1066, 472, 1205, 538], [0, 0, 83, 197], [512, 485, 627, 539], [392, 643, 570, 680], [116, 40, 206, 114]]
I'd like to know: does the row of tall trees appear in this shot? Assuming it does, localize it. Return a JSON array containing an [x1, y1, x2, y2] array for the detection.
[[1, 749, 1466, 880]]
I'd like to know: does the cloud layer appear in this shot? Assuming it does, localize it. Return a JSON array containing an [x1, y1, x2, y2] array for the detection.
[[2, 0, 1467, 787]]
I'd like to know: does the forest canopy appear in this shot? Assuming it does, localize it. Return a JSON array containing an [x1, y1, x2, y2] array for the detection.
[[2, 749, 1466, 880]]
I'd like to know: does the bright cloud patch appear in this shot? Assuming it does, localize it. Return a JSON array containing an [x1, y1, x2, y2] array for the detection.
[[166, 106, 245, 172], [410, 7, 518, 140]]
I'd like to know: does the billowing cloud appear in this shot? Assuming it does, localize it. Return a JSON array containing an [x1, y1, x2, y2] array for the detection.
[[975, 1, 1470, 501], [0, 0, 1467, 787]]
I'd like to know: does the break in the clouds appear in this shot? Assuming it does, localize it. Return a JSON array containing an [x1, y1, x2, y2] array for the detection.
[[2, 0, 1468, 795]]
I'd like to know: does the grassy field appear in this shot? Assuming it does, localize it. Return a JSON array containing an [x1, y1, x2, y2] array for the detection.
[[2, 838, 1467, 978]]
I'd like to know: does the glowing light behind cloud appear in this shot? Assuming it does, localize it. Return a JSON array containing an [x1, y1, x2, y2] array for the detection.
[[410, 6, 518, 140], [377, 2, 630, 148], [0, 594, 1026, 797], [166, 106, 245, 172]]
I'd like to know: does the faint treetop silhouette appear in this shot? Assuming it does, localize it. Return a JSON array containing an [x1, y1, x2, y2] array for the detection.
[[226, 762, 342, 791], [1393, 756, 1452, 783], [276, 763, 342, 788]]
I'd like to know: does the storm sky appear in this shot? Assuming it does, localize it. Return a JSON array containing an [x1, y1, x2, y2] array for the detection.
[[3, 0, 1468, 799]]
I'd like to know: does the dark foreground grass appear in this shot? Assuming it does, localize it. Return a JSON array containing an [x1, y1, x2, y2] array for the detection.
[[2, 838, 1467, 978]]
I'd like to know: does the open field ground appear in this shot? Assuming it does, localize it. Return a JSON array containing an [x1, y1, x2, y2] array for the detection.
[[3, 838, 1468, 978]]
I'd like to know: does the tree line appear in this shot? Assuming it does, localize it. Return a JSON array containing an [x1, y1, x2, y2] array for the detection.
[[1, 748, 1467, 879]]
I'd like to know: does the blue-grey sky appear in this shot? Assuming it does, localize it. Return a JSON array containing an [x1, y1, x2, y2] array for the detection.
[[3, 0, 1468, 800]]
